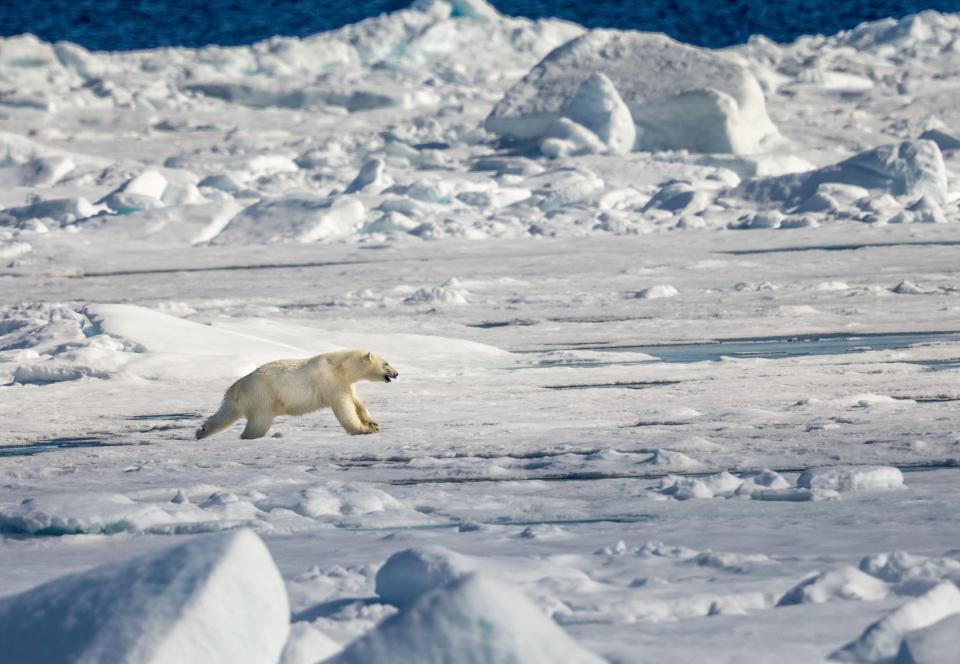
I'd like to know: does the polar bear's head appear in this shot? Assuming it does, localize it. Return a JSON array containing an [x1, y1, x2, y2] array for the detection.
[[356, 350, 399, 383]]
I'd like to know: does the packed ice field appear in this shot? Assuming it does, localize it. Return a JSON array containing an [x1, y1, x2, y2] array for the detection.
[[2, 1, 960, 661]]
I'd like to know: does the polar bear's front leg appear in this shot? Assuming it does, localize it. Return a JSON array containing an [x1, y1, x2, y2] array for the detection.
[[333, 397, 377, 435], [353, 397, 379, 432]]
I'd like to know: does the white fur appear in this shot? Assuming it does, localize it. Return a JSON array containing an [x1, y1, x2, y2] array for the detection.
[[196, 349, 398, 440]]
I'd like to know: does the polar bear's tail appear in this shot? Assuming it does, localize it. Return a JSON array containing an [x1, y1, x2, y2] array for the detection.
[[196, 399, 241, 440]]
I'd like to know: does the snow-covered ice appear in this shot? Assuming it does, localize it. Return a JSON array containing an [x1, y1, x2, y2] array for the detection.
[[3, 0, 960, 661]]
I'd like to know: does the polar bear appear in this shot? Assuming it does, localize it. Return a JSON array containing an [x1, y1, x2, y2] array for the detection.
[[196, 349, 398, 440]]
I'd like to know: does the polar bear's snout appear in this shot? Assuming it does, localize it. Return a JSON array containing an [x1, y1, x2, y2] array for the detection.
[[384, 367, 399, 382]]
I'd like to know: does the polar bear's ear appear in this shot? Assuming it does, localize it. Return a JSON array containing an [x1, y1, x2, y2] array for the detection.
[[365, 351, 373, 361]]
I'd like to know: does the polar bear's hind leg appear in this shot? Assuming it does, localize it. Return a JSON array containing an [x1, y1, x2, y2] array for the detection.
[[196, 401, 241, 439], [240, 411, 275, 439]]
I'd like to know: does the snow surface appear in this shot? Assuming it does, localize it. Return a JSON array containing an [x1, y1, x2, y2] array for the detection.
[[3, 1, 960, 661]]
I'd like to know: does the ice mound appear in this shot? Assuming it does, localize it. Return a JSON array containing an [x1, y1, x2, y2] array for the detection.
[[635, 541, 773, 574], [0, 490, 265, 535], [737, 469, 791, 492], [525, 166, 606, 211], [375, 545, 591, 609], [0, 131, 81, 186], [642, 449, 704, 470], [892, 280, 939, 295], [830, 582, 960, 663], [656, 471, 743, 500], [0, 492, 194, 535], [0, 239, 31, 261], [261, 482, 404, 519], [98, 170, 169, 212], [749, 487, 840, 502], [2, 302, 315, 384], [735, 140, 948, 208], [376, 545, 478, 607], [798, 466, 904, 492], [635, 284, 679, 299], [0, 196, 100, 227], [859, 552, 960, 586], [896, 613, 960, 664], [403, 278, 470, 304], [0, 530, 289, 664], [214, 195, 364, 244], [344, 158, 387, 194], [486, 30, 779, 154], [563, 72, 635, 154], [654, 468, 842, 502], [334, 574, 605, 664], [777, 567, 890, 606]]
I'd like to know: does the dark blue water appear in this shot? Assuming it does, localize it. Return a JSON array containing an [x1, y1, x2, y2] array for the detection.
[[1, 0, 959, 51]]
